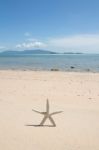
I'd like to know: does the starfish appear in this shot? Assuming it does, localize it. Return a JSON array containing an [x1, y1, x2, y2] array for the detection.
[[32, 99, 62, 127]]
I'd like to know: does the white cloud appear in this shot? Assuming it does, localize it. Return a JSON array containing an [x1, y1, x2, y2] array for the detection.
[[26, 38, 37, 42], [16, 40, 46, 49], [24, 32, 31, 37], [0, 46, 6, 50], [16, 44, 22, 49], [48, 34, 99, 53]]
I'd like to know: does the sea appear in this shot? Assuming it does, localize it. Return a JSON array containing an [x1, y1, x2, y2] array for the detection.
[[0, 54, 99, 72]]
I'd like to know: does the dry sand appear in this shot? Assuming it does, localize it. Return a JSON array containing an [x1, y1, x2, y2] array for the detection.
[[0, 70, 99, 150]]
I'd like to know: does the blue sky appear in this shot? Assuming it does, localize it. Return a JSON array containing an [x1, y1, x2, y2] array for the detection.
[[0, 0, 99, 53]]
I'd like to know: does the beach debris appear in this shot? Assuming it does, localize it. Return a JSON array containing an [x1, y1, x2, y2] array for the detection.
[[32, 99, 62, 127], [86, 68, 90, 72], [70, 66, 75, 69], [50, 68, 59, 71]]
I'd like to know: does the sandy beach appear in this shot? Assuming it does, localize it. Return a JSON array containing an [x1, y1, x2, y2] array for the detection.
[[0, 70, 99, 150]]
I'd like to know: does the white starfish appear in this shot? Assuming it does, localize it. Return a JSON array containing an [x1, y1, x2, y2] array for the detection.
[[32, 99, 62, 127]]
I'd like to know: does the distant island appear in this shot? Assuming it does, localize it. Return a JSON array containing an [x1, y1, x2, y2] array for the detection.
[[63, 52, 83, 54], [0, 49, 57, 55], [0, 49, 83, 55]]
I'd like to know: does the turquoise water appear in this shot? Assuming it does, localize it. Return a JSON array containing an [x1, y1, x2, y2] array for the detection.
[[0, 54, 99, 72]]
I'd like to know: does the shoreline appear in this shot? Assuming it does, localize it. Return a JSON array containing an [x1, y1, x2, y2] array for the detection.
[[0, 68, 99, 73]]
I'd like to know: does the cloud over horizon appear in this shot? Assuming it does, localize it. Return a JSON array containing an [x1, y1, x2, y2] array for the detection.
[[0, 46, 6, 50], [16, 40, 46, 49], [1, 34, 99, 53], [48, 34, 99, 53]]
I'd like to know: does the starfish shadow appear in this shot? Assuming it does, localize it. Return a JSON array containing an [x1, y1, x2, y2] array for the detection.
[[25, 124, 56, 127]]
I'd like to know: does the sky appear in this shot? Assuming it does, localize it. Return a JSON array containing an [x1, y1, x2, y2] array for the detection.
[[0, 0, 99, 53]]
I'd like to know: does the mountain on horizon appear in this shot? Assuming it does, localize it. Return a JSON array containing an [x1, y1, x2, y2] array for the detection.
[[0, 49, 57, 55]]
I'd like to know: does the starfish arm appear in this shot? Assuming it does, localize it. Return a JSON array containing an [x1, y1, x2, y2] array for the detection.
[[50, 111, 63, 116], [46, 99, 49, 114], [40, 116, 47, 126], [32, 109, 44, 114], [49, 116, 56, 126]]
